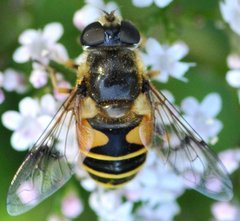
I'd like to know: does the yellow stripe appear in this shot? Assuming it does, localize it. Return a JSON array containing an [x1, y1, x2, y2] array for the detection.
[[83, 164, 144, 179], [80, 147, 147, 161]]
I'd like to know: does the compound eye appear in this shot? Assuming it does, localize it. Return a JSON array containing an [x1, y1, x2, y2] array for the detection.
[[119, 21, 140, 44], [80, 22, 104, 46]]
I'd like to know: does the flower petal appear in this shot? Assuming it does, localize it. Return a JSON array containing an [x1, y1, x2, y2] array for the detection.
[[13, 46, 30, 63], [73, 5, 101, 30], [132, 0, 153, 7], [154, 0, 173, 8], [19, 30, 38, 45], [19, 97, 40, 117], [61, 193, 83, 218], [226, 69, 240, 88], [200, 93, 222, 117], [2, 69, 20, 91], [37, 115, 52, 129], [155, 71, 169, 83], [181, 97, 199, 115], [145, 38, 163, 55], [167, 41, 189, 61], [1, 111, 22, 130], [11, 131, 30, 151], [29, 69, 48, 88], [43, 23, 64, 42], [50, 43, 69, 62], [206, 119, 223, 138], [219, 149, 240, 174], [170, 62, 192, 80], [211, 202, 239, 221], [227, 54, 240, 69], [86, 0, 104, 7], [220, 0, 240, 35], [105, 2, 121, 16], [40, 94, 57, 115]]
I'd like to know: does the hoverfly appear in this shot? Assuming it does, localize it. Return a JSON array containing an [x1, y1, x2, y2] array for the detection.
[[7, 11, 233, 216]]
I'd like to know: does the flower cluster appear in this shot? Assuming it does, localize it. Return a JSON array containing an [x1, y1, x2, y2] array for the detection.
[[2, 94, 57, 151], [13, 22, 69, 91], [77, 150, 185, 221]]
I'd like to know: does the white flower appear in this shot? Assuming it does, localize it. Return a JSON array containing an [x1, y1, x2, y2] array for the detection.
[[75, 168, 97, 192], [220, 0, 240, 35], [219, 148, 240, 174], [211, 202, 240, 221], [1, 68, 27, 93], [226, 70, 240, 89], [13, 23, 68, 64], [61, 192, 83, 219], [1, 94, 57, 151], [29, 68, 48, 88], [132, 0, 173, 8], [89, 189, 134, 221], [225, 54, 240, 102], [136, 201, 180, 221], [141, 38, 194, 83], [227, 54, 240, 69], [73, 0, 121, 30], [181, 93, 223, 143]]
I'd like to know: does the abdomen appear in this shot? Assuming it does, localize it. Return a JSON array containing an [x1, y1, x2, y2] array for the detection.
[[82, 118, 147, 188]]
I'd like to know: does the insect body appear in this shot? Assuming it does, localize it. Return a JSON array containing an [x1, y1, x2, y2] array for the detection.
[[7, 12, 233, 216], [80, 47, 150, 187]]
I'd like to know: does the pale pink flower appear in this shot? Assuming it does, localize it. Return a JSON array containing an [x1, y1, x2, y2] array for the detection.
[[181, 93, 223, 142], [13, 23, 68, 64], [1, 94, 57, 151], [29, 68, 48, 88], [141, 38, 194, 83], [1, 68, 27, 93], [220, 0, 240, 35], [211, 202, 240, 221], [219, 148, 240, 174], [61, 192, 83, 218], [89, 190, 134, 221], [73, 0, 120, 30]]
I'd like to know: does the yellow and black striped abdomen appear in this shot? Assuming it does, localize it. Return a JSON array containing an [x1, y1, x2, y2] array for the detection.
[[82, 119, 147, 188]]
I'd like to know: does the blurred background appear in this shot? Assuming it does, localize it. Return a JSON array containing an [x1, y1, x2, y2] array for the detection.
[[0, 0, 239, 221]]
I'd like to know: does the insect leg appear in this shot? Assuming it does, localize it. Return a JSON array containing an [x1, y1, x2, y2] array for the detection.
[[144, 70, 160, 79], [48, 68, 73, 94]]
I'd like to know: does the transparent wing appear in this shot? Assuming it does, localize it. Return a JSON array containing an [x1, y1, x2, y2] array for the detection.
[[148, 84, 233, 201], [7, 90, 81, 216]]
